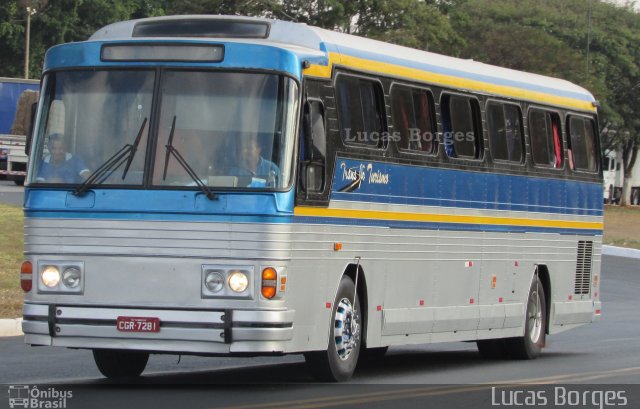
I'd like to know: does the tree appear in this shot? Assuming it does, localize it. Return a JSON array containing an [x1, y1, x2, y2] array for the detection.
[[0, 0, 166, 78], [0, 1, 27, 78]]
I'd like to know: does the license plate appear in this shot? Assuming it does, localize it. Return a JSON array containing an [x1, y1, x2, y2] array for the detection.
[[116, 316, 160, 333]]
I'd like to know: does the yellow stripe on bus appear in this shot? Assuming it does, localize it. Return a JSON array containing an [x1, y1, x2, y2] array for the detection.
[[303, 52, 596, 113], [293, 206, 603, 231]]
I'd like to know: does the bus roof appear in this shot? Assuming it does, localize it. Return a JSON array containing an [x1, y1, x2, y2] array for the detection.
[[90, 15, 596, 112]]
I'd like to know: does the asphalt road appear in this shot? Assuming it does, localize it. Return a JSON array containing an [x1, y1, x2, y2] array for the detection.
[[0, 255, 638, 409], [0, 179, 24, 206]]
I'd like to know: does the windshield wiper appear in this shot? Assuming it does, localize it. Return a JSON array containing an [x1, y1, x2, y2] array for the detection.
[[162, 116, 218, 201], [122, 117, 147, 180], [74, 117, 147, 197]]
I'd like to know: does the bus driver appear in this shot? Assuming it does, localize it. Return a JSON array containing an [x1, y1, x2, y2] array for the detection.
[[36, 133, 90, 183], [230, 136, 280, 187]]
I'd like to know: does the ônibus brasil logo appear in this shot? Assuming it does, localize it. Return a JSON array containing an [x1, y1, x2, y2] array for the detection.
[[8, 385, 73, 408]]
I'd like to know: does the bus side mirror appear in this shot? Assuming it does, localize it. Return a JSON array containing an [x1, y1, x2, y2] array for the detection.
[[301, 100, 326, 194], [302, 161, 325, 193], [25, 102, 37, 156]]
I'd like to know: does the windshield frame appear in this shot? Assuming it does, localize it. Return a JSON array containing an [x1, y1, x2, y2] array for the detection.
[[28, 66, 301, 194]]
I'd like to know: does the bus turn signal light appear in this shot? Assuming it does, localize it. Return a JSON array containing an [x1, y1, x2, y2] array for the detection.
[[261, 267, 277, 299], [21, 261, 33, 292]]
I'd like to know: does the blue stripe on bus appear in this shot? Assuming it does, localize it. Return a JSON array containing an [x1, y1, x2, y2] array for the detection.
[[332, 159, 603, 216], [23, 161, 603, 220], [332, 44, 594, 102]]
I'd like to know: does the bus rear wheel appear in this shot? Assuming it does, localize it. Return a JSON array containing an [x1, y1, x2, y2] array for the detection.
[[93, 349, 149, 379], [305, 276, 361, 382], [505, 275, 547, 359], [476, 276, 546, 360]]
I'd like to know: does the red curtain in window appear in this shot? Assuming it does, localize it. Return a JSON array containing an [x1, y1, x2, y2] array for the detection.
[[552, 119, 562, 168], [417, 93, 431, 152]]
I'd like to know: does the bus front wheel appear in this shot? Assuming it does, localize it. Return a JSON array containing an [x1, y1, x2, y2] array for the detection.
[[93, 349, 149, 379], [305, 276, 361, 382]]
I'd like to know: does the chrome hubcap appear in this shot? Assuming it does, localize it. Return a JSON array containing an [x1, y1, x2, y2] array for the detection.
[[334, 297, 360, 361], [527, 287, 543, 343]]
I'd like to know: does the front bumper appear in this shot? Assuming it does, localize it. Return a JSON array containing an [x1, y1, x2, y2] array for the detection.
[[23, 302, 295, 355]]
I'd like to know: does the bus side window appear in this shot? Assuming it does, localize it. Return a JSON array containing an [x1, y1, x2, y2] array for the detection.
[[442, 94, 482, 159], [488, 102, 524, 163], [335, 75, 386, 147], [568, 116, 598, 172], [529, 109, 562, 168], [301, 99, 326, 193], [390, 85, 436, 154]]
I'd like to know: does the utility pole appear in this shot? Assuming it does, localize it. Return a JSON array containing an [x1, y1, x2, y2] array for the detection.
[[24, 6, 37, 79], [585, 0, 593, 82]]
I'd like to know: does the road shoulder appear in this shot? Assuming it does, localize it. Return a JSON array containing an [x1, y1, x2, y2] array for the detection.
[[603, 245, 640, 259]]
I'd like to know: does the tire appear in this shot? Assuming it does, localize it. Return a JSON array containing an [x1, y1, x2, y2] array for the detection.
[[13, 178, 24, 186], [93, 349, 149, 379], [505, 276, 547, 359], [305, 276, 362, 382]]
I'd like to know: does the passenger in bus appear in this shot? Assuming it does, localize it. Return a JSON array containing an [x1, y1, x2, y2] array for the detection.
[[230, 136, 280, 187], [36, 133, 90, 183]]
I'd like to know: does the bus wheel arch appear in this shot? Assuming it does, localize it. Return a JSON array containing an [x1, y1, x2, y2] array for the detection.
[[505, 270, 547, 359], [344, 263, 369, 347], [535, 264, 552, 336], [343, 263, 389, 362]]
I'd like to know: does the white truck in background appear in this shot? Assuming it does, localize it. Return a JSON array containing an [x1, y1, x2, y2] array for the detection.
[[602, 149, 640, 206], [603, 150, 622, 204], [0, 134, 28, 185], [0, 77, 40, 185]]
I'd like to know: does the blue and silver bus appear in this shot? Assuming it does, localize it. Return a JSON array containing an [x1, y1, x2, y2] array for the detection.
[[21, 15, 603, 381]]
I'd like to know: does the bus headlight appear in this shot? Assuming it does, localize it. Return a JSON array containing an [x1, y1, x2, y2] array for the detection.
[[41, 266, 60, 288], [38, 261, 84, 293], [62, 267, 82, 288], [205, 271, 225, 293], [228, 270, 249, 293], [201, 265, 253, 299]]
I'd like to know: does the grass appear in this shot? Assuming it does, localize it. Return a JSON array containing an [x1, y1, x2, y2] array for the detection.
[[0, 203, 637, 318], [603, 205, 640, 250], [0, 204, 24, 319]]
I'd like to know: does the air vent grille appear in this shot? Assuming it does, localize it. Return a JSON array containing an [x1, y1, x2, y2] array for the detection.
[[574, 240, 593, 295]]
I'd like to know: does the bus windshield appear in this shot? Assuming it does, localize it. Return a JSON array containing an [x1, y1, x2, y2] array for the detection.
[[29, 70, 299, 190]]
